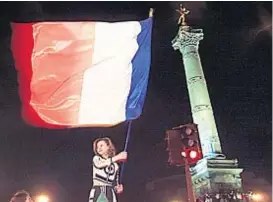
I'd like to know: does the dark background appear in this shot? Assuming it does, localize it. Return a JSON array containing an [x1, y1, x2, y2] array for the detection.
[[0, 1, 271, 202]]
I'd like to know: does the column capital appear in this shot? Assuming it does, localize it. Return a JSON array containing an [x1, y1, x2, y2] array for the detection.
[[172, 26, 204, 54]]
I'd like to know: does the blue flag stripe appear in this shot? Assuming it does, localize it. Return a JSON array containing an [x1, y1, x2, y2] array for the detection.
[[125, 17, 153, 120]]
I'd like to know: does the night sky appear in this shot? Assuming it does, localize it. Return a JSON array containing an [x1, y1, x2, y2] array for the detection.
[[0, 2, 271, 202]]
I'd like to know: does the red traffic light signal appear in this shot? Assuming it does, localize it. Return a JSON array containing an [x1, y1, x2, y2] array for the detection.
[[181, 148, 198, 159], [182, 147, 202, 164]]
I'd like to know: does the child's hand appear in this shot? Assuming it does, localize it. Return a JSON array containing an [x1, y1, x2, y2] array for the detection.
[[115, 184, 123, 194], [117, 151, 127, 162]]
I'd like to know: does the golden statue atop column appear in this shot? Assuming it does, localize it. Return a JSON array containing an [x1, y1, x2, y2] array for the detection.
[[176, 4, 190, 26]]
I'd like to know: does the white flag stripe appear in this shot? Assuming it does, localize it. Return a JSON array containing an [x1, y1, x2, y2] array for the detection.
[[78, 21, 141, 125]]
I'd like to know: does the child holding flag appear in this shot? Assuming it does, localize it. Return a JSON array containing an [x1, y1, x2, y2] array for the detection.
[[89, 137, 127, 202]]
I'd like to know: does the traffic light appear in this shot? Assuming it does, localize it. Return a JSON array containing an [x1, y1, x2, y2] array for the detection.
[[166, 123, 203, 166], [165, 129, 184, 166], [174, 123, 203, 164]]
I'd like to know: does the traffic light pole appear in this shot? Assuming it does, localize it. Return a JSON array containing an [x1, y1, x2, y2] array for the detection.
[[184, 157, 195, 202]]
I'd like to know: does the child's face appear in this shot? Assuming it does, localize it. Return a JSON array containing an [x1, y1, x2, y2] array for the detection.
[[96, 140, 109, 156]]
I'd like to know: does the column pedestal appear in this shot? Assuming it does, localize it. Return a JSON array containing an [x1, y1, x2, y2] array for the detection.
[[191, 158, 243, 198]]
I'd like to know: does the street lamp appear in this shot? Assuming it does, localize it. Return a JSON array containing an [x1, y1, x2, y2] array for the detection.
[[251, 193, 264, 201], [36, 195, 49, 202]]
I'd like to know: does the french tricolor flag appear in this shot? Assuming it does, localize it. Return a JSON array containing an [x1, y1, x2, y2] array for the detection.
[[11, 18, 153, 128]]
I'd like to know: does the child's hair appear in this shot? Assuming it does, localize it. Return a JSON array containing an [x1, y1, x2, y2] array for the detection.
[[9, 190, 33, 202], [93, 137, 116, 157]]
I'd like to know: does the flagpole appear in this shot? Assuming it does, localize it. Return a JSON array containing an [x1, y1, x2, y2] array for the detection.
[[124, 120, 132, 151], [119, 120, 133, 181]]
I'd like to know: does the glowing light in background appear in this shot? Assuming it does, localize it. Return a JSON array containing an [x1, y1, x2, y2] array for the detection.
[[36, 195, 49, 202], [251, 193, 264, 201]]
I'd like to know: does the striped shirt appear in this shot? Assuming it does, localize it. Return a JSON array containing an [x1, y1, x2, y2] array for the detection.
[[92, 155, 119, 186]]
